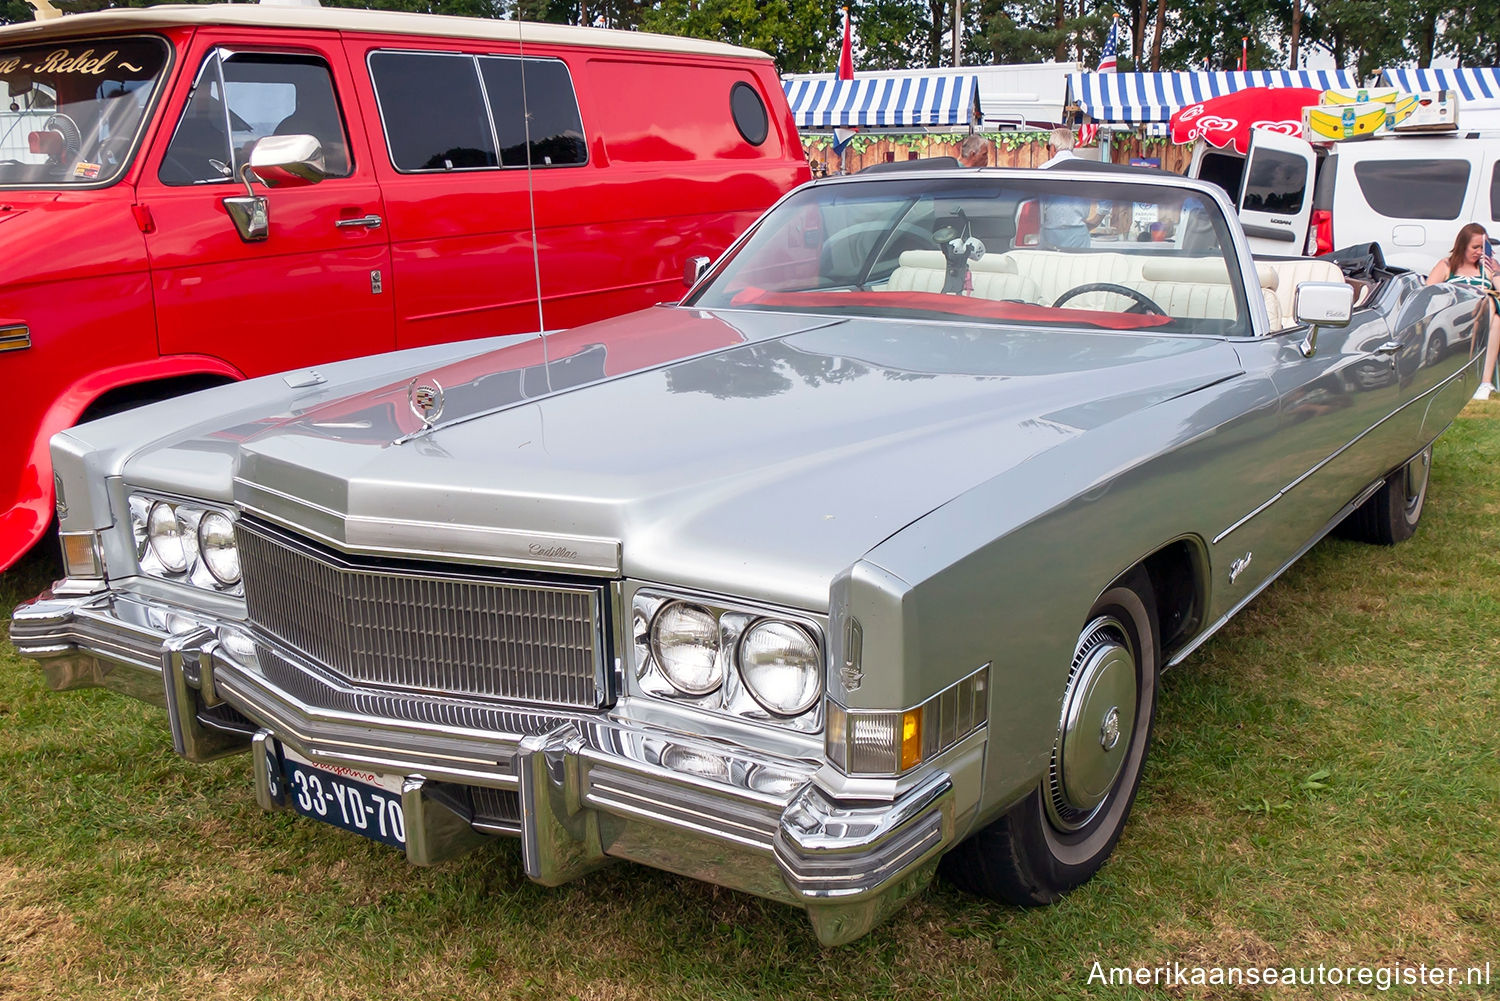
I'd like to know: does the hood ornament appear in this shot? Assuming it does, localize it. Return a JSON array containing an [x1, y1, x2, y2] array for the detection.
[[407, 376, 446, 429]]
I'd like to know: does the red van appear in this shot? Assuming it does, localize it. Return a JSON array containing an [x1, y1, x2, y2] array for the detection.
[[0, 3, 808, 571]]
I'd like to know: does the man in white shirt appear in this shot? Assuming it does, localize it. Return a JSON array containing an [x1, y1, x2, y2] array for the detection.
[[1039, 128, 1101, 248]]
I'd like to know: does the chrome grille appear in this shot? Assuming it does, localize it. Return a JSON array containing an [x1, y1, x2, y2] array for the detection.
[[237, 520, 605, 708]]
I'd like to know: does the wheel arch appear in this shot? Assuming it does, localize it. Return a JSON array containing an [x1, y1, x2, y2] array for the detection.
[[3, 355, 246, 572], [1130, 535, 1210, 666]]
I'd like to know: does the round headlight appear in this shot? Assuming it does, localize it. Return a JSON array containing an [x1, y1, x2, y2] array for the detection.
[[147, 501, 193, 573], [197, 511, 240, 585], [738, 620, 821, 717], [650, 602, 723, 695]]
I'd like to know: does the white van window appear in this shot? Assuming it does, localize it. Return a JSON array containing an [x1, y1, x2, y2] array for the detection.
[[1196, 151, 1246, 200], [1241, 148, 1306, 214], [370, 51, 586, 173], [160, 51, 351, 186], [1352, 159, 1470, 220], [1489, 163, 1500, 223]]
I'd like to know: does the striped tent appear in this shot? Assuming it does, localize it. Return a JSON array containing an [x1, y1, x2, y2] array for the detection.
[[1377, 67, 1500, 105], [783, 74, 982, 129], [1069, 70, 1360, 124]]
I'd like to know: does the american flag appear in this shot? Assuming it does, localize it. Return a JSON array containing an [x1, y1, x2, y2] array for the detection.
[[1098, 16, 1119, 73]]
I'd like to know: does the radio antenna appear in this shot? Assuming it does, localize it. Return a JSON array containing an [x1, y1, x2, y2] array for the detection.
[[516, 9, 551, 394]]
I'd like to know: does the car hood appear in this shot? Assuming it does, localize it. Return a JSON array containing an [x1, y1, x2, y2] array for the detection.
[[128, 306, 1245, 608]]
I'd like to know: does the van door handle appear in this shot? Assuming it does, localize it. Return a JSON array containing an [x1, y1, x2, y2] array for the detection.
[[1373, 340, 1401, 355], [336, 214, 383, 230]]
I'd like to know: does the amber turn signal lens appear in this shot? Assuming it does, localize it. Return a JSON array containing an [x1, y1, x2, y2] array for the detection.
[[900, 709, 923, 771], [60, 533, 102, 579]]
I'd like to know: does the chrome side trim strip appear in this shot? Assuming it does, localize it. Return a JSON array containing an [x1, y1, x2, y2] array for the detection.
[[1212, 362, 1471, 546], [1171, 464, 1401, 670]]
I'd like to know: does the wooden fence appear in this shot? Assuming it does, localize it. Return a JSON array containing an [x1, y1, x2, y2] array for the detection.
[[802, 133, 1195, 177]]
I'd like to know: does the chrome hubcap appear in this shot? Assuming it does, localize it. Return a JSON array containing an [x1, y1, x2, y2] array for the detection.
[[1048, 616, 1138, 832], [1404, 446, 1431, 519]]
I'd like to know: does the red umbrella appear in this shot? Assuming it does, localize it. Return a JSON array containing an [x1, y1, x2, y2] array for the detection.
[[1169, 87, 1325, 154]]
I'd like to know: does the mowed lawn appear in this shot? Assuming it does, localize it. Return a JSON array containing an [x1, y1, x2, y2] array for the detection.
[[1, 407, 1497, 1001]]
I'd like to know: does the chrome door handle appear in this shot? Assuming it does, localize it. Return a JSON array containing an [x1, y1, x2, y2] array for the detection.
[[336, 214, 383, 230], [1373, 340, 1401, 355]]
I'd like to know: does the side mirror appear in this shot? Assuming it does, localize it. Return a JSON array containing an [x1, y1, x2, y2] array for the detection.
[[246, 134, 326, 189], [223, 135, 327, 243], [1293, 281, 1354, 358], [684, 255, 712, 289]]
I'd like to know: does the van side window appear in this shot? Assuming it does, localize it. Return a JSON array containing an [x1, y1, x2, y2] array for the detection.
[[1196, 151, 1245, 201], [160, 51, 351, 186], [369, 51, 586, 172], [369, 52, 497, 171], [1489, 163, 1500, 223], [1241, 148, 1305, 214], [478, 58, 586, 167], [1352, 159, 1470, 220]]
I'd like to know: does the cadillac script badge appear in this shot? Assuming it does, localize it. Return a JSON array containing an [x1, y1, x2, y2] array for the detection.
[[407, 376, 445, 428]]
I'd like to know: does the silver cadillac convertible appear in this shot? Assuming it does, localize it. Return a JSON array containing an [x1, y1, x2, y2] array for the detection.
[[11, 165, 1485, 945]]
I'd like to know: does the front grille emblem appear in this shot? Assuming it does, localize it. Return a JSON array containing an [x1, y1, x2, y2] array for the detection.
[[407, 376, 446, 428]]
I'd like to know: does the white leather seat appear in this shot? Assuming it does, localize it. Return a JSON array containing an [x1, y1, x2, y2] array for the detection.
[[1259, 259, 1345, 326]]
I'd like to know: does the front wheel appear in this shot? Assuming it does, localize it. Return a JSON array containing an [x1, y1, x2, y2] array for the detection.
[[941, 572, 1158, 904]]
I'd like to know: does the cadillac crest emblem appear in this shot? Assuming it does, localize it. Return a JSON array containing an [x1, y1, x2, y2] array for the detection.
[[407, 376, 446, 428]]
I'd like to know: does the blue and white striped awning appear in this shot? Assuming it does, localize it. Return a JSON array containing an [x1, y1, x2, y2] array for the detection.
[[1070, 70, 1360, 123], [1376, 67, 1500, 106], [783, 74, 982, 129]]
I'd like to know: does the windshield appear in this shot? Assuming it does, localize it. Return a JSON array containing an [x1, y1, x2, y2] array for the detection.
[[0, 36, 170, 187], [688, 173, 1253, 336]]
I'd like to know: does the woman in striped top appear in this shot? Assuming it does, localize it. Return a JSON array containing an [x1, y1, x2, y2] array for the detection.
[[1427, 223, 1498, 400]]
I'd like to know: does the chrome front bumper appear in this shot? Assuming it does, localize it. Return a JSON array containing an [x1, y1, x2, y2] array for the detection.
[[11, 586, 965, 946]]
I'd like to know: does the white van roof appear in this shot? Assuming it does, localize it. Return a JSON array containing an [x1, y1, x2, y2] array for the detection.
[[0, 3, 770, 61]]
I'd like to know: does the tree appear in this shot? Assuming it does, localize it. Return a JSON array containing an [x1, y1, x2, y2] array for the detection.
[[637, 0, 830, 73], [1433, 0, 1500, 65], [1, 0, 33, 25]]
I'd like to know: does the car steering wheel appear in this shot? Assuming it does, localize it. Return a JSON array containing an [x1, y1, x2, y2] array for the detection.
[[1053, 282, 1166, 316]]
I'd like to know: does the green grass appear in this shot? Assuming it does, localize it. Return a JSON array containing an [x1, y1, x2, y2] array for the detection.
[[3, 407, 1499, 1000]]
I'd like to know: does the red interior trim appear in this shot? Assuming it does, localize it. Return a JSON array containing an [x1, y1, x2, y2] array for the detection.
[[728, 287, 1174, 330]]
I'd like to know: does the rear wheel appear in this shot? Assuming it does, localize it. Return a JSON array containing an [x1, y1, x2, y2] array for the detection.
[[1340, 445, 1431, 545], [941, 571, 1158, 904]]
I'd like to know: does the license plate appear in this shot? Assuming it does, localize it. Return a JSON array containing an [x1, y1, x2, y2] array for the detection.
[[272, 744, 407, 849]]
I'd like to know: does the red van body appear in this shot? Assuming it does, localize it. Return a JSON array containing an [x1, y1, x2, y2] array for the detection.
[[0, 5, 808, 571]]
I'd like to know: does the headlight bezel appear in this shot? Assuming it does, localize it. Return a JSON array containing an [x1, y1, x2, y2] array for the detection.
[[633, 588, 825, 733], [129, 493, 243, 595]]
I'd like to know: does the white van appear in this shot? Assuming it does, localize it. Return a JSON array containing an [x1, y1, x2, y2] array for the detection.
[[1190, 129, 1500, 270]]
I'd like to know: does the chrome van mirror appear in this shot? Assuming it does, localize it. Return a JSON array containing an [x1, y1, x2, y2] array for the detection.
[[684, 255, 712, 288], [224, 135, 327, 243], [246, 134, 327, 189], [1294, 281, 1354, 358]]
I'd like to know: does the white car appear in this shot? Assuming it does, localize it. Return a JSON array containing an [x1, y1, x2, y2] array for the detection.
[[1191, 129, 1500, 270]]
